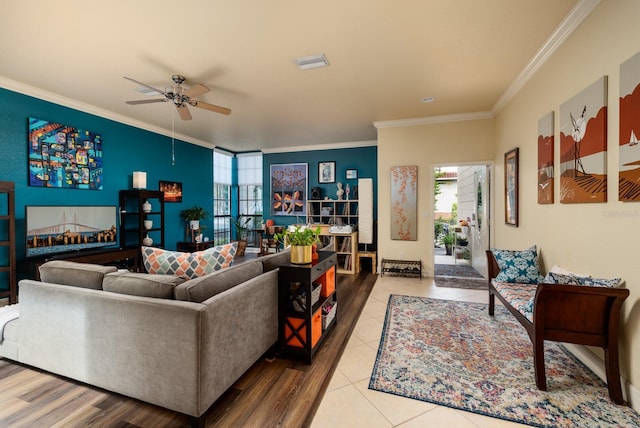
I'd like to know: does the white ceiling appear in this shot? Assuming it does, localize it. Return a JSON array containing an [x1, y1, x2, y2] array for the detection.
[[0, 0, 587, 152]]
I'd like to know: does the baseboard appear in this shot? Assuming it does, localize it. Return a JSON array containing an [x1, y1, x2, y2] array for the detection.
[[563, 343, 639, 411]]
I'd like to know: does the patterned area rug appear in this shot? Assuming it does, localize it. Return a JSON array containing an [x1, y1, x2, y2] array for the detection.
[[369, 295, 640, 427], [434, 277, 486, 289], [434, 263, 483, 278]]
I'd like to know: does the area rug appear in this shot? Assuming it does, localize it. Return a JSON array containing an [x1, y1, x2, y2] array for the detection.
[[434, 263, 483, 278], [369, 295, 640, 427], [434, 276, 486, 289]]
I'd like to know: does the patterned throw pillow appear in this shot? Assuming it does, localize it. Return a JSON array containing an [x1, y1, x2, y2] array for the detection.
[[491, 245, 543, 284], [541, 271, 621, 288], [142, 242, 238, 278], [542, 271, 581, 285], [577, 276, 622, 288]]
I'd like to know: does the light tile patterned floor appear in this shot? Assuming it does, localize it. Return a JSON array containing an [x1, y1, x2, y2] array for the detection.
[[311, 275, 527, 428]]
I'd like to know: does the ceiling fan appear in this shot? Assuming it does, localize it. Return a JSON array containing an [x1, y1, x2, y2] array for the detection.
[[124, 75, 231, 120]]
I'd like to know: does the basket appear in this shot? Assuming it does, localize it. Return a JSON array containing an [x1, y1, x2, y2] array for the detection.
[[312, 283, 321, 306], [322, 302, 337, 330]]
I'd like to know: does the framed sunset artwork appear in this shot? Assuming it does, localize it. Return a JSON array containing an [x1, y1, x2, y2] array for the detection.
[[559, 76, 608, 203], [619, 51, 640, 202]]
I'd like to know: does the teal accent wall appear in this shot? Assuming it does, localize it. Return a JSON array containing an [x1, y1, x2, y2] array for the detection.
[[0, 87, 214, 258], [263, 146, 378, 227]]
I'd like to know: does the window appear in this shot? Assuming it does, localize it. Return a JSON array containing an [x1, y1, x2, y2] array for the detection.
[[213, 150, 232, 245], [237, 153, 263, 246]]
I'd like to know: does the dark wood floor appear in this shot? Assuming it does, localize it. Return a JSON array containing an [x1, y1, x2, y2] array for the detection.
[[0, 264, 377, 428]]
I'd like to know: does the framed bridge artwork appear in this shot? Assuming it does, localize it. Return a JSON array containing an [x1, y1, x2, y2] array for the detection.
[[619, 50, 640, 202], [559, 76, 608, 204], [28, 117, 103, 190]]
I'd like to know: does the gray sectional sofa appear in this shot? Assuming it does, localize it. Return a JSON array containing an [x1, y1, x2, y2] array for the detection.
[[0, 249, 291, 427]]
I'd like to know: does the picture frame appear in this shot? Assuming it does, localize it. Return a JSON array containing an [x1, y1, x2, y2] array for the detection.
[[504, 148, 519, 226], [159, 180, 182, 202], [270, 163, 308, 216], [318, 161, 336, 183], [346, 169, 358, 180]]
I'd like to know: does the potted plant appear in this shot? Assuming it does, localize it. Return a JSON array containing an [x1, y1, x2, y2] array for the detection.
[[442, 232, 454, 255], [275, 225, 322, 264], [234, 217, 252, 256], [180, 206, 209, 238]]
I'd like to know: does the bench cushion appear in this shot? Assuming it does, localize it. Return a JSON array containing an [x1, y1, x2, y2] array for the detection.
[[492, 280, 536, 322]]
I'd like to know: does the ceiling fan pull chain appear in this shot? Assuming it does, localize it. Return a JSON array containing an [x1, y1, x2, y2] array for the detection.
[[171, 116, 176, 166]]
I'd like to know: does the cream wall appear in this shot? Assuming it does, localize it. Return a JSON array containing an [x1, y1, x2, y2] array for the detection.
[[377, 119, 494, 277], [492, 0, 640, 397], [376, 0, 639, 406]]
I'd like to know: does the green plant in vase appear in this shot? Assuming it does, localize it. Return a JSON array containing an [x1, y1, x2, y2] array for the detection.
[[275, 225, 322, 264]]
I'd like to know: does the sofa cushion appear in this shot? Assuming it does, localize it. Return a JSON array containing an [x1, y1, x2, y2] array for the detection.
[[175, 260, 263, 303], [491, 245, 543, 284], [39, 260, 117, 290], [103, 271, 186, 299], [141, 242, 238, 278]]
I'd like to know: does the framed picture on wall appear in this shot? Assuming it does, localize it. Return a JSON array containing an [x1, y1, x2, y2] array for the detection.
[[318, 161, 336, 183], [159, 180, 182, 202], [346, 169, 358, 180], [504, 148, 519, 226]]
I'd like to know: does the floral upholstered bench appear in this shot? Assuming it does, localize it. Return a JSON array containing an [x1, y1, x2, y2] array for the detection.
[[486, 247, 629, 405]]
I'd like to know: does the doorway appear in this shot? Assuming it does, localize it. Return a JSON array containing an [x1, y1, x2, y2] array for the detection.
[[433, 164, 491, 278]]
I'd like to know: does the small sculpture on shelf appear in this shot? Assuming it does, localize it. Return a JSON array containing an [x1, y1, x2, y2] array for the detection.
[[336, 182, 344, 200]]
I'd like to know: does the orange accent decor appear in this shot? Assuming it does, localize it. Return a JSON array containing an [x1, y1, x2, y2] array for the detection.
[[320, 266, 336, 298], [284, 310, 322, 348]]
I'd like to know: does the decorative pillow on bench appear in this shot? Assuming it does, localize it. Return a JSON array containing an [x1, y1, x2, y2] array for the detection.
[[142, 242, 238, 279], [542, 271, 622, 288], [491, 245, 543, 284]]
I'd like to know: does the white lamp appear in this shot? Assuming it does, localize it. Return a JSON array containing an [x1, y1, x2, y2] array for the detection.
[[133, 171, 147, 189]]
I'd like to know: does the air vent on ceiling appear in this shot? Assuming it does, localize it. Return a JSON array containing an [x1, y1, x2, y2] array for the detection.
[[295, 54, 329, 70]]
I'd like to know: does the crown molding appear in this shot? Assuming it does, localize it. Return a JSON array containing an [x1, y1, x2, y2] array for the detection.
[[260, 140, 377, 154], [491, 0, 601, 115], [373, 111, 493, 129], [0, 76, 215, 149]]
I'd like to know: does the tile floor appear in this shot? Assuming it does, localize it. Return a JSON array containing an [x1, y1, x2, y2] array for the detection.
[[312, 274, 526, 428]]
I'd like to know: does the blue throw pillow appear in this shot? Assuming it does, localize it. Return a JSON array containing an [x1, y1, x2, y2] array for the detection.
[[576, 276, 622, 288], [492, 245, 543, 284]]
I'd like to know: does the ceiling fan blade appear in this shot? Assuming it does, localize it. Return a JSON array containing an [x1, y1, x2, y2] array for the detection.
[[184, 83, 210, 98], [126, 99, 167, 105], [176, 104, 192, 120], [191, 100, 232, 115], [123, 76, 166, 95]]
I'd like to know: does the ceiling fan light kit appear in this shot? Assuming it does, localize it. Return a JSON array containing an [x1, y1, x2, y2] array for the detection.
[[124, 74, 231, 120]]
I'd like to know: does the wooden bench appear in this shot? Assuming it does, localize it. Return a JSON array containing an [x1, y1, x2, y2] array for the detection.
[[486, 250, 629, 405]]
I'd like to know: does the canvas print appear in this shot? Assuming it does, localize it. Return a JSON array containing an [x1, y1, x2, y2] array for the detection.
[[159, 180, 182, 202], [390, 165, 417, 240], [537, 112, 554, 204], [619, 51, 640, 202], [28, 117, 103, 190], [559, 77, 608, 203], [270, 163, 307, 216]]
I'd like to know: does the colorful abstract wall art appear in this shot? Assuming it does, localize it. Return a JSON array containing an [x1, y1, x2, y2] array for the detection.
[[390, 165, 417, 240], [270, 163, 307, 216], [559, 77, 608, 203], [619, 51, 640, 202], [537, 112, 554, 204], [28, 117, 103, 190]]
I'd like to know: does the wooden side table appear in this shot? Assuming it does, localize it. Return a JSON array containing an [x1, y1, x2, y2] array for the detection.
[[177, 241, 216, 252], [357, 251, 377, 274]]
